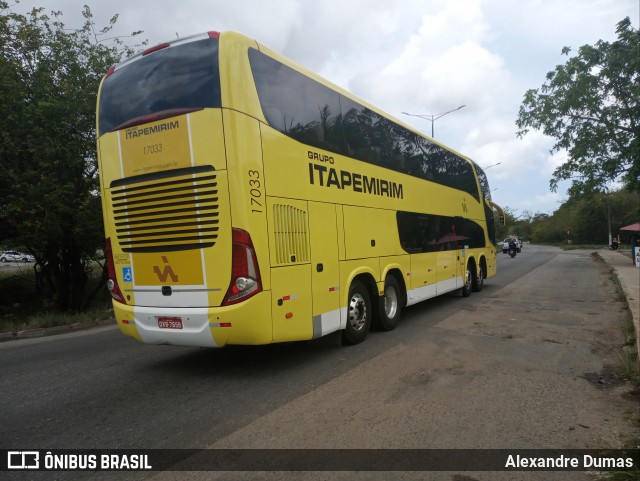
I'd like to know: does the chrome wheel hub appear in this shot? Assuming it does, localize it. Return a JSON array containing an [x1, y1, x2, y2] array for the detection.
[[348, 293, 367, 331], [384, 286, 398, 318]]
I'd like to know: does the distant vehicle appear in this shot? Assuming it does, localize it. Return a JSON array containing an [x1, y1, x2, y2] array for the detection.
[[502, 237, 522, 254], [0, 251, 35, 263]]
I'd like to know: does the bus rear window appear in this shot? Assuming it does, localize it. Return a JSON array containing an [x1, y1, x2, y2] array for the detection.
[[98, 38, 221, 136]]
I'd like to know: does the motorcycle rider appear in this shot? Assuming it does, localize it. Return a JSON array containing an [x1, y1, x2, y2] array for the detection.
[[508, 237, 518, 256]]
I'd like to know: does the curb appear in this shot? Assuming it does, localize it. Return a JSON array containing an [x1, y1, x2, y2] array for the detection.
[[594, 249, 640, 364], [0, 318, 116, 342]]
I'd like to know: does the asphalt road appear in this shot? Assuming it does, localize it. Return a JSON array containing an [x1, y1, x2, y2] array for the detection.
[[1, 245, 636, 480]]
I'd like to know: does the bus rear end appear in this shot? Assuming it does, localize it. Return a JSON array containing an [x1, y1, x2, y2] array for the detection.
[[96, 32, 270, 347]]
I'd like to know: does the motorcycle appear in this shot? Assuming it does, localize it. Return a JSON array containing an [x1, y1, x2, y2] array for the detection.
[[508, 242, 517, 258]]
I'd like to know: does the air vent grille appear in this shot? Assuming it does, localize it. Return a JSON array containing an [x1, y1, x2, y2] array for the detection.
[[110, 166, 218, 253], [273, 204, 309, 264]]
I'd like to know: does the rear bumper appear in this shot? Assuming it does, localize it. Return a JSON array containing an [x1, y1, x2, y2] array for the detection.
[[112, 291, 273, 347]]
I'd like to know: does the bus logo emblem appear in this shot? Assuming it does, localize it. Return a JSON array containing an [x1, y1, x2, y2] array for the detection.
[[153, 256, 179, 283]]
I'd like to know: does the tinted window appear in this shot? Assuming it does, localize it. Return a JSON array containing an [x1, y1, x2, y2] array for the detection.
[[473, 164, 497, 244], [484, 202, 496, 245], [397, 211, 486, 253], [475, 165, 492, 201], [250, 51, 344, 153], [340, 97, 405, 170], [409, 135, 477, 196], [98, 38, 221, 136], [249, 48, 480, 201]]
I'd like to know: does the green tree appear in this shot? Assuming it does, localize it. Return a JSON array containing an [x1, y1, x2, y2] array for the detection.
[[495, 206, 519, 240], [532, 203, 575, 244], [0, 3, 143, 311], [516, 18, 640, 195], [523, 189, 640, 245]]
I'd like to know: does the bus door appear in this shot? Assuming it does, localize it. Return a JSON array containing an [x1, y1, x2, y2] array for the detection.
[[408, 253, 437, 304], [435, 222, 459, 295], [308, 202, 341, 338], [456, 244, 469, 289]]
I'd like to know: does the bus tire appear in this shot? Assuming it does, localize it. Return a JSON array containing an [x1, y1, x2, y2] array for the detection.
[[472, 263, 484, 292], [375, 275, 402, 331], [342, 280, 372, 345]]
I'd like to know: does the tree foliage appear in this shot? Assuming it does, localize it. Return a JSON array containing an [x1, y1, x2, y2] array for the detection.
[[516, 18, 640, 195], [0, 2, 144, 311], [504, 189, 640, 245]]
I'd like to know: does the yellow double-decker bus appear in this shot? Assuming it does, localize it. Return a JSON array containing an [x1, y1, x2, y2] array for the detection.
[[96, 31, 502, 348]]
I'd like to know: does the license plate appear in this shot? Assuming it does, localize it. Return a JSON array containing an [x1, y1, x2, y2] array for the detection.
[[157, 317, 183, 329]]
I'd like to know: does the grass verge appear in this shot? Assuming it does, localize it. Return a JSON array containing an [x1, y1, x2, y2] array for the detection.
[[1, 306, 114, 333], [605, 264, 639, 389], [0, 262, 112, 333], [592, 253, 640, 480]]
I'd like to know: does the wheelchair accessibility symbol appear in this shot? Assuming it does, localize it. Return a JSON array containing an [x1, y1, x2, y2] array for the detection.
[[122, 267, 133, 283]]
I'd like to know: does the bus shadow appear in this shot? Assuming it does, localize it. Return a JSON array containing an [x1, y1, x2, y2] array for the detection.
[[142, 334, 351, 379], [142, 282, 497, 380]]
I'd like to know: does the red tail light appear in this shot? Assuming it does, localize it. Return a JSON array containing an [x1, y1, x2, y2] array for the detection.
[[104, 65, 116, 79], [142, 43, 170, 56], [105, 238, 126, 304], [222, 229, 262, 306]]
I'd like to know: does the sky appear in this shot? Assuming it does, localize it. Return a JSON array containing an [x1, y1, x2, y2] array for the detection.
[[9, 0, 640, 215]]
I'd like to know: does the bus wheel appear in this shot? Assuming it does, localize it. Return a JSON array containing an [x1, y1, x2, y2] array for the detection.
[[472, 264, 484, 292], [461, 266, 472, 297], [342, 280, 371, 345], [376, 275, 402, 331]]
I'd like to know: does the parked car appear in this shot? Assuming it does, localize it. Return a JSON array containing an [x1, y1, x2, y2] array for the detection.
[[502, 237, 522, 254], [0, 251, 35, 263]]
